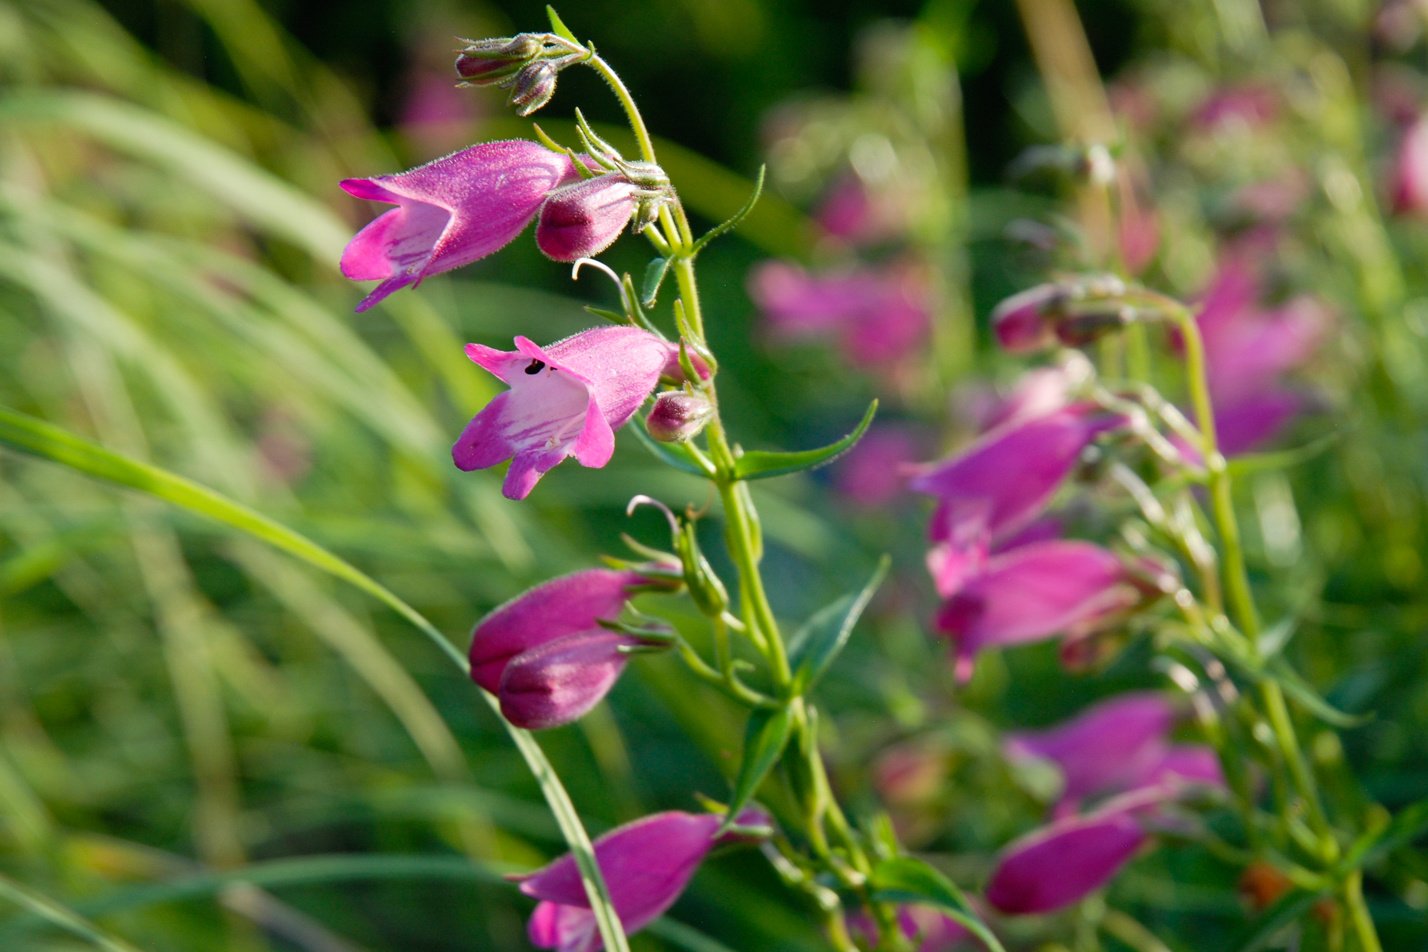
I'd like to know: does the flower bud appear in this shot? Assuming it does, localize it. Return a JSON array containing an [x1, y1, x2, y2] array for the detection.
[[507, 61, 559, 116], [535, 174, 640, 260], [645, 392, 713, 442], [454, 34, 543, 85], [992, 284, 1062, 353]]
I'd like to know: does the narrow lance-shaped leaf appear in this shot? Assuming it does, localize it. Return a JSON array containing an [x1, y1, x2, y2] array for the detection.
[[689, 164, 766, 257], [868, 857, 1008, 952], [733, 400, 877, 481], [642, 255, 673, 308], [545, 5, 581, 45], [787, 556, 890, 695], [721, 705, 794, 833]]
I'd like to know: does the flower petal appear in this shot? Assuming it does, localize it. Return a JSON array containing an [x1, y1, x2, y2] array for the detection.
[[498, 631, 635, 729], [986, 810, 1147, 915], [468, 569, 640, 693]]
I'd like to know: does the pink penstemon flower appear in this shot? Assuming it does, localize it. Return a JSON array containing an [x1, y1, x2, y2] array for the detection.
[[987, 696, 1225, 915], [340, 140, 582, 311], [469, 567, 668, 729], [517, 809, 769, 951], [452, 326, 679, 500]]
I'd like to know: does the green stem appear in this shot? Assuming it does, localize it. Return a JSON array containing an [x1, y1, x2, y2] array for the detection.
[[1345, 870, 1382, 952], [1163, 304, 1339, 857]]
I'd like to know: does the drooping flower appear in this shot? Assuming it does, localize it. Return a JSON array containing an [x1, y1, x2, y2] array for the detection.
[[340, 140, 580, 311], [1004, 692, 1177, 808], [987, 695, 1225, 915], [452, 327, 677, 499], [536, 174, 641, 261], [912, 403, 1124, 561], [518, 810, 768, 951], [469, 568, 651, 729], [985, 802, 1148, 915], [935, 540, 1142, 680]]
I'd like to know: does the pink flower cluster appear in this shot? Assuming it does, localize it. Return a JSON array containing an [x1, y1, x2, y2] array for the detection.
[[910, 372, 1151, 679], [988, 694, 1224, 914]]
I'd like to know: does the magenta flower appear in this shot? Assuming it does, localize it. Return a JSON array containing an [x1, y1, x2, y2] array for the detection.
[[832, 424, 923, 508], [912, 404, 1123, 559], [1004, 693, 1178, 808], [469, 568, 646, 729], [985, 805, 1148, 915], [1181, 255, 1330, 456], [536, 175, 640, 261], [988, 696, 1225, 914], [748, 260, 931, 368], [847, 904, 973, 951], [518, 810, 762, 951], [991, 284, 1061, 353], [340, 140, 579, 311], [935, 540, 1140, 680], [452, 327, 677, 499]]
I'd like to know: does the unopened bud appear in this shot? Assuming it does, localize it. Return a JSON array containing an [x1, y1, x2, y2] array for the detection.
[[991, 284, 1062, 353], [508, 61, 559, 116], [455, 34, 543, 85], [646, 392, 713, 443]]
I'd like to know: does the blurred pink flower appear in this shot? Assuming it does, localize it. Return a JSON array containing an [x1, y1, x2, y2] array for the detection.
[[341, 140, 581, 311], [748, 260, 931, 367], [989, 698, 1224, 915], [934, 540, 1142, 681], [519, 810, 766, 950], [986, 802, 1148, 915], [452, 327, 676, 499], [1184, 256, 1330, 456], [832, 424, 923, 507], [1392, 115, 1428, 216], [847, 903, 973, 951], [1190, 84, 1280, 133], [912, 403, 1123, 562]]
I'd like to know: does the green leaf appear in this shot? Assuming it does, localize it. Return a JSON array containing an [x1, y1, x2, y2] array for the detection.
[[629, 419, 716, 477], [788, 556, 890, 695], [721, 705, 794, 833], [1342, 797, 1428, 871], [545, 5, 580, 44], [1224, 430, 1343, 478], [1265, 659, 1372, 729], [733, 400, 877, 482], [869, 857, 1007, 952], [642, 255, 673, 307], [689, 164, 766, 256]]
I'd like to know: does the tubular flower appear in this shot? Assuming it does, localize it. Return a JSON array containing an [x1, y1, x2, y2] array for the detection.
[[452, 327, 677, 500], [988, 696, 1225, 915], [518, 810, 767, 951], [536, 174, 641, 261], [469, 568, 648, 729], [912, 404, 1125, 563], [934, 540, 1141, 680], [985, 804, 1149, 915], [340, 140, 580, 311]]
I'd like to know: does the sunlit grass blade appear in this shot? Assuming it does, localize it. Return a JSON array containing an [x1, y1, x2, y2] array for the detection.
[[0, 405, 631, 952], [0, 873, 145, 952]]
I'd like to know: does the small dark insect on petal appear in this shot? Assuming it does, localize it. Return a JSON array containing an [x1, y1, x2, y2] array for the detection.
[[525, 359, 547, 375]]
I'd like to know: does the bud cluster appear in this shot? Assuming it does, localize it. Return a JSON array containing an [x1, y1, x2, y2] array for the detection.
[[455, 32, 587, 116]]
